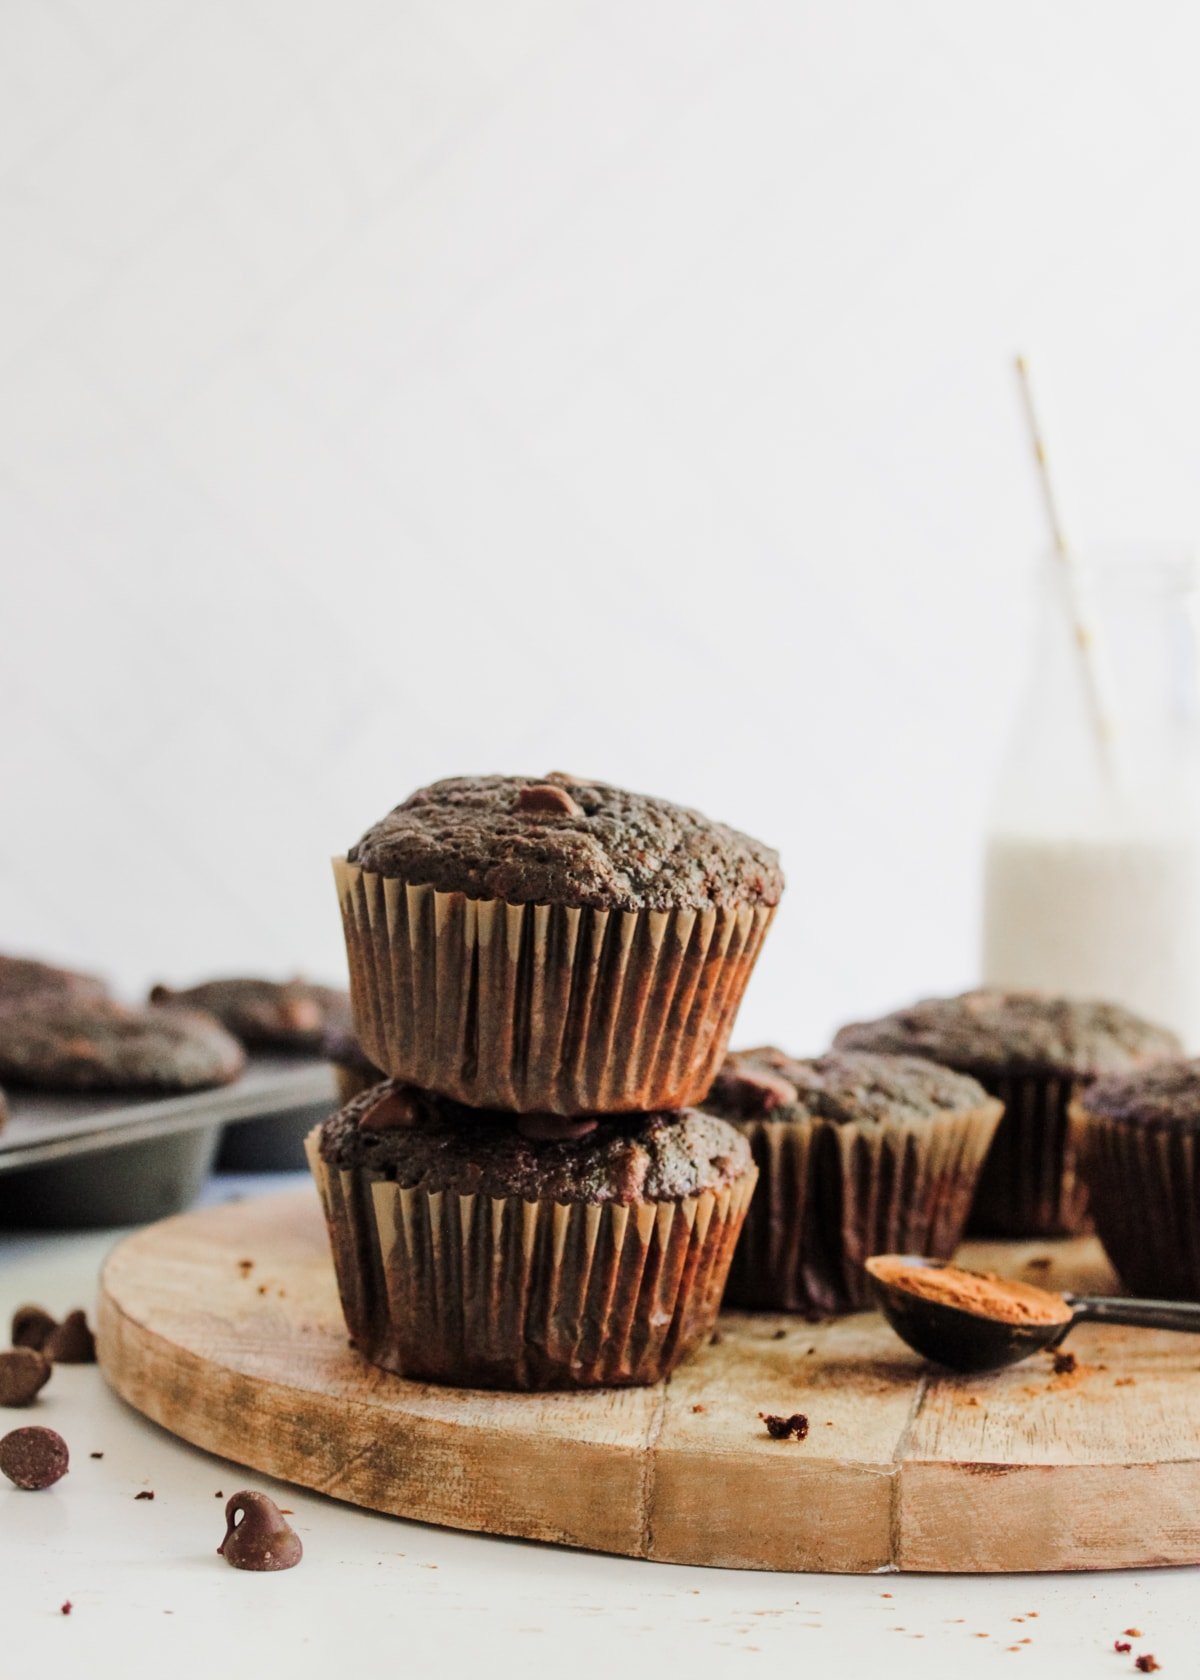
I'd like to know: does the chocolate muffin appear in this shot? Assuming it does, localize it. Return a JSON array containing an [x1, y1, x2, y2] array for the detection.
[[0, 1000, 245, 1093], [309, 1082, 757, 1389], [703, 1049, 1001, 1314], [320, 1027, 384, 1105], [149, 977, 350, 1053], [0, 955, 107, 1010], [336, 773, 783, 1114], [833, 992, 1180, 1238], [1072, 1060, 1200, 1299]]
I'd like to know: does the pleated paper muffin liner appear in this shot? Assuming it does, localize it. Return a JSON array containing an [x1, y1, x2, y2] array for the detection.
[[307, 1131, 757, 1389], [332, 1062, 382, 1107], [1071, 1104, 1200, 1300], [966, 1072, 1092, 1238], [334, 857, 776, 1115], [723, 1101, 1001, 1316]]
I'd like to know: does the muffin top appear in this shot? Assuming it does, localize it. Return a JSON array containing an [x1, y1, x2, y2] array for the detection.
[[1078, 1059, 1199, 1128], [704, 1046, 995, 1126], [832, 991, 1180, 1078], [0, 1000, 245, 1093], [318, 1080, 753, 1203], [0, 954, 108, 1011], [346, 773, 783, 913], [148, 977, 351, 1052]]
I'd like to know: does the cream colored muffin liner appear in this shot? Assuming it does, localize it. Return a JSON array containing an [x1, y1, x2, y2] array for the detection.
[[967, 1072, 1091, 1238], [334, 857, 776, 1115], [307, 1130, 756, 1389], [723, 1101, 1001, 1315], [332, 1062, 382, 1107], [1071, 1103, 1200, 1300]]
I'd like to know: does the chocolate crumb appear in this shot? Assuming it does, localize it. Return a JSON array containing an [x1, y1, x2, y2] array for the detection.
[[237, 1260, 253, 1275], [691, 1404, 706, 1414], [61, 1601, 72, 1616], [11, 1305, 57, 1352], [44, 1311, 96, 1365], [1116, 1642, 1132, 1654], [0, 1348, 51, 1407], [218, 1490, 303, 1571], [135, 1490, 155, 1500], [0, 1426, 69, 1489], [1051, 1348, 1077, 1376], [1116, 1377, 1137, 1387], [772, 1328, 787, 1340], [90, 1452, 103, 1459], [257, 1285, 268, 1296], [709, 1331, 723, 1346], [214, 1490, 223, 1497], [1126, 1629, 1144, 1638], [760, 1412, 809, 1442], [1025, 1256, 1052, 1271], [1135, 1658, 1160, 1673]]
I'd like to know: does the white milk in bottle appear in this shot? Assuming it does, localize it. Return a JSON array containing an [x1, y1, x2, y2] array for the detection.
[[982, 549, 1200, 1049]]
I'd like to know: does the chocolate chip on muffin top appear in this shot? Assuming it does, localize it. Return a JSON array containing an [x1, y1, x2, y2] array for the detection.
[[705, 1047, 995, 1125], [1077, 1058, 1199, 1127], [833, 991, 1180, 1078], [346, 773, 783, 912], [319, 1081, 752, 1204]]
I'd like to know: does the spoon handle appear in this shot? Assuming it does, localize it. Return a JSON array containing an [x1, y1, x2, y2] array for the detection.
[[1071, 1295, 1200, 1334]]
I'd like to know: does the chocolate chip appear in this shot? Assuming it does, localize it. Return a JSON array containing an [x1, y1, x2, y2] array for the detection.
[[760, 1412, 809, 1442], [44, 1310, 96, 1365], [218, 1491, 303, 1571], [0, 1426, 69, 1489], [11, 1305, 57, 1352], [0, 1348, 51, 1407], [357, 1088, 420, 1132], [516, 1113, 599, 1143], [514, 783, 583, 819]]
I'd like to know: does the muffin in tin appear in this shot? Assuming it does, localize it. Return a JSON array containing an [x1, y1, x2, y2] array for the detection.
[[833, 991, 1180, 1237], [149, 976, 350, 1053], [308, 1082, 757, 1389], [336, 773, 782, 1114], [1072, 1059, 1200, 1300], [703, 1048, 1001, 1315]]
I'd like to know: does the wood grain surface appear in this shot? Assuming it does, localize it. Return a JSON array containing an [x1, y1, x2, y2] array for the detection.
[[97, 1191, 1200, 1573]]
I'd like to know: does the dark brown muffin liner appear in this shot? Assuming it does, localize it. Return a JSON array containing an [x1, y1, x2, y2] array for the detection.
[[966, 1072, 1092, 1238], [1071, 1103, 1200, 1299], [334, 858, 776, 1115], [307, 1130, 756, 1389], [723, 1100, 1001, 1315]]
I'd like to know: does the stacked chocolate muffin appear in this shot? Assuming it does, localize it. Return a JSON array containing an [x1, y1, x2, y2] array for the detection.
[[308, 773, 783, 1390]]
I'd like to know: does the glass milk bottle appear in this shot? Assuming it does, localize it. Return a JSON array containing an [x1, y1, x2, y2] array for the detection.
[[983, 547, 1200, 1049]]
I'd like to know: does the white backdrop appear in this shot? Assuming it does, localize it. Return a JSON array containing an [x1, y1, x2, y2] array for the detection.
[[3, 0, 1199, 1053]]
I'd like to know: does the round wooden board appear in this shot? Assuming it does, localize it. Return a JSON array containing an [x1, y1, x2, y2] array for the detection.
[[97, 1189, 1200, 1574]]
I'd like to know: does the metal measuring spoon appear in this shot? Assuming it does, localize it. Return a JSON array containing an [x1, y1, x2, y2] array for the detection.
[[865, 1254, 1200, 1373]]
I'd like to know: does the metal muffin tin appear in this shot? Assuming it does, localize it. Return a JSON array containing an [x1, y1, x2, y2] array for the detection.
[[0, 1056, 337, 1228]]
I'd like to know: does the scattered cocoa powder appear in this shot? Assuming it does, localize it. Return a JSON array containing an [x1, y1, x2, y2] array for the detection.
[[866, 1258, 1071, 1326]]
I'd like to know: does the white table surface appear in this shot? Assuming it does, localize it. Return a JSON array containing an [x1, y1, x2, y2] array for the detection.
[[2, 1172, 1198, 1680]]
